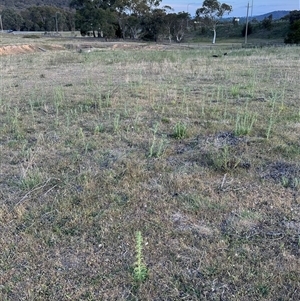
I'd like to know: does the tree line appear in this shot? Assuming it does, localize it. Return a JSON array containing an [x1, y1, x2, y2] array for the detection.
[[0, 0, 70, 10], [1, 0, 299, 44], [0, 0, 190, 42], [0, 6, 75, 31], [69, 0, 191, 42], [69, 0, 233, 42]]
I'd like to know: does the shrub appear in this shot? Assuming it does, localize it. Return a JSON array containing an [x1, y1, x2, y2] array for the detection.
[[261, 15, 273, 30], [242, 22, 253, 37], [285, 20, 300, 44]]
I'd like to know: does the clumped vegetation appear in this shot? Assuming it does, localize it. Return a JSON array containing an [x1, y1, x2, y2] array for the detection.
[[1, 40, 300, 300]]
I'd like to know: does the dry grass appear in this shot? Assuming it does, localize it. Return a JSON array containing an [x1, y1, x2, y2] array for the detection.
[[1, 38, 300, 300]]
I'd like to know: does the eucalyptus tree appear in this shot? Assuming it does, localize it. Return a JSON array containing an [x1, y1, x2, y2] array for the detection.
[[165, 12, 189, 42], [196, 0, 232, 44], [141, 8, 167, 41], [113, 0, 161, 39], [70, 0, 117, 37]]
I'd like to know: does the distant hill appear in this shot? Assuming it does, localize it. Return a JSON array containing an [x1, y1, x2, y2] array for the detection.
[[234, 11, 290, 23], [0, 0, 70, 10], [251, 11, 290, 21]]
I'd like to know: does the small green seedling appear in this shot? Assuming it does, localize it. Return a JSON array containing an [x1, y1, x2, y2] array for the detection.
[[133, 231, 148, 282]]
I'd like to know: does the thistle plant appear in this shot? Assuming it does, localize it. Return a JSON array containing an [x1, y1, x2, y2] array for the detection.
[[148, 136, 165, 158], [148, 123, 165, 157], [113, 113, 120, 132], [212, 145, 240, 172], [266, 95, 276, 140], [231, 85, 240, 97], [133, 231, 148, 282], [234, 111, 257, 136], [173, 122, 187, 139]]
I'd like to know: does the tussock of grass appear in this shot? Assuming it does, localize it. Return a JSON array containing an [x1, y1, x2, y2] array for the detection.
[[1, 42, 300, 300]]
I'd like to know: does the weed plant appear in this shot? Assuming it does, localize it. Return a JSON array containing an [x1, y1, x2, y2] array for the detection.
[[133, 231, 148, 283], [148, 135, 165, 158], [173, 121, 188, 139], [234, 111, 257, 136]]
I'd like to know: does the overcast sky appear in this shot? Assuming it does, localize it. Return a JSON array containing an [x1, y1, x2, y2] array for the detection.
[[161, 0, 300, 17]]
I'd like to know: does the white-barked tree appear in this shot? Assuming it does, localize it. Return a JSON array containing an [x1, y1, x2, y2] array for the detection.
[[196, 0, 232, 44]]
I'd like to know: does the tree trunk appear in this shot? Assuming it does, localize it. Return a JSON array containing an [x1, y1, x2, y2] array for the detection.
[[118, 17, 125, 39], [176, 32, 184, 43], [212, 28, 216, 44]]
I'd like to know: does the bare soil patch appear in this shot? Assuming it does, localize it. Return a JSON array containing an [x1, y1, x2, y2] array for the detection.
[[0, 44, 66, 55]]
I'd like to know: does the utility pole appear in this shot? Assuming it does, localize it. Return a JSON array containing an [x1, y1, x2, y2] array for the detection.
[[245, 1, 250, 44], [55, 12, 58, 32], [187, 3, 193, 28]]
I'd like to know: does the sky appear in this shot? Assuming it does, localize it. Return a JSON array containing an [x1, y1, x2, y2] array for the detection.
[[161, 0, 300, 17]]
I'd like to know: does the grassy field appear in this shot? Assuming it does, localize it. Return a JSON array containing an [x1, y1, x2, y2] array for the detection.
[[1, 37, 300, 300]]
